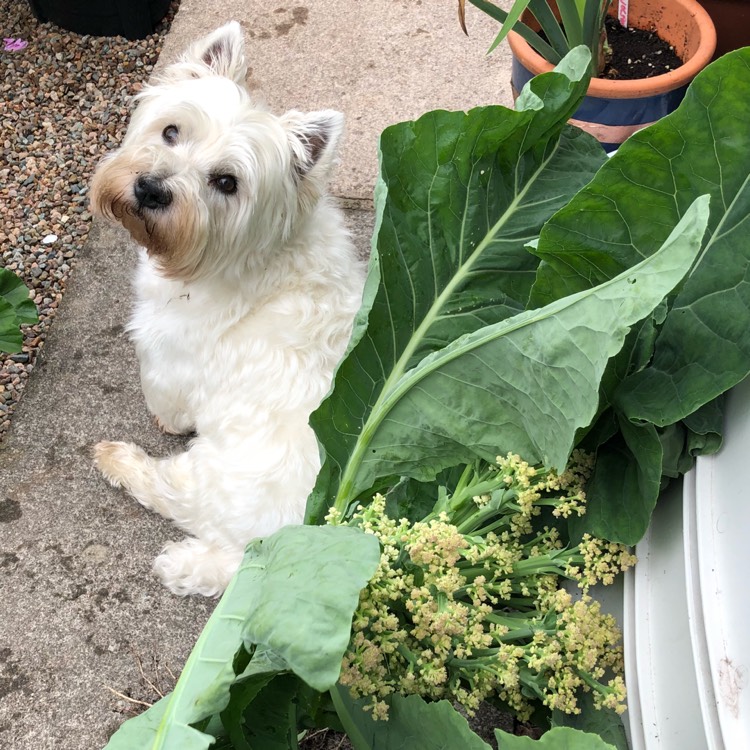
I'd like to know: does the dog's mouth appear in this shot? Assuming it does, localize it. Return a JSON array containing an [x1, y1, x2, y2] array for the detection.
[[118, 204, 164, 254]]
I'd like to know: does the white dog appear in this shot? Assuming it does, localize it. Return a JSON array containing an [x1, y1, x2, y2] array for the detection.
[[90, 22, 365, 596]]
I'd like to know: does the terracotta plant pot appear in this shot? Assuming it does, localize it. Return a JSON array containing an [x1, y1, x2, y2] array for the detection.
[[508, 0, 717, 151]]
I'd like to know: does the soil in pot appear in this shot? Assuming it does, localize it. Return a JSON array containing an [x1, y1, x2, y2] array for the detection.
[[603, 17, 685, 79], [540, 17, 686, 79], [27, 0, 172, 39]]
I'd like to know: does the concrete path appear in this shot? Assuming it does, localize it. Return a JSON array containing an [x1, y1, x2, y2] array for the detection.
[[0, 1, 512, 747]]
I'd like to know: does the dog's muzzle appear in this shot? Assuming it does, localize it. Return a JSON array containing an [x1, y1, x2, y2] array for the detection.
[[134, 175, 173, 211]]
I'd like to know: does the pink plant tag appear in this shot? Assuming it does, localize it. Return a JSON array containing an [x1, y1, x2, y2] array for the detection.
[[618, 0, 629, 27]]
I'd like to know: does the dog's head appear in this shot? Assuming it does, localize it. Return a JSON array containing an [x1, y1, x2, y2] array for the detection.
[[90, 22, 343, 282]]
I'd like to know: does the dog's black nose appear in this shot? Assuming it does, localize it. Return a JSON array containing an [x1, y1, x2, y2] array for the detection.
[[134, 175, 172, 210]]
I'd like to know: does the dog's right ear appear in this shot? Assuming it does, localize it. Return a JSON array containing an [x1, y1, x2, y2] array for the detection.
[[171, 21, 248, 86], [283, 110, 344, 183]]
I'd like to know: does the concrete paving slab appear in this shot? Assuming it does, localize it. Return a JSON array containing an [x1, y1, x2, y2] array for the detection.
[[0, 220, 211, 750], [159, 0, 515, 201]]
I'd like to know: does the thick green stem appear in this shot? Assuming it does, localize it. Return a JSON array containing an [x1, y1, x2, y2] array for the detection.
[[577, 667, 613, 697], [512, 552, 573, 577], [471, 518, 512, 537]]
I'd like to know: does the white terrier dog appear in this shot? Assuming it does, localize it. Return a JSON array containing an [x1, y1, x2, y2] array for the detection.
[[90, 22, 365, 597]]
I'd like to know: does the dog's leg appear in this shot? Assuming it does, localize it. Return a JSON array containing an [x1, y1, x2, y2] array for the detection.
[[153, 538, 243, 597], [95, 427, 314, 596], [94, 443, 246, 595], [138, 355, 196, 436], [93, 441, 192, 519]]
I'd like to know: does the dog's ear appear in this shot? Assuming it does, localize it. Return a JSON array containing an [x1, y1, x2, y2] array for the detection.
[[282, 110, 344, 188], [180, 21, 248, 86]]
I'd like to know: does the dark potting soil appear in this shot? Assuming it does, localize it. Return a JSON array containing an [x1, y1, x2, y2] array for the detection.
[[601, 16, 684, 79]]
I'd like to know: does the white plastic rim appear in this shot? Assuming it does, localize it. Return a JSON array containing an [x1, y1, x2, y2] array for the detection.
[[627, 479, 708, 749], [682, 469, 724, 748], [693, 375, 750, 748], [623, 567, 645, 750], [623, 375, 750, 748]]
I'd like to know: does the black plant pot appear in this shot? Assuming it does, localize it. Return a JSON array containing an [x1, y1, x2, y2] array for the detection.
[[27, 0, 171, 40]]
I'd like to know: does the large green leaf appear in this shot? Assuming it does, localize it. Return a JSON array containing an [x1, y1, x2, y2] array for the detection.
[[495, 726, 616, 749], [529, 49, 750, 427], [574, 415, 663, 545], [0, 267, 36, 324], [315, 197, 708, 517], [239, 525, 380, 692], [235, 673, 300, 750], [0, 297, 22, 354], [330, 686, 492, 750], [551, 690, 629, 750], [105, 525, 378, 749], [307, 49, 606, 522], [104, 697, 173, 750], [220, 648, 291, 750], [0, 269, 36, 354]]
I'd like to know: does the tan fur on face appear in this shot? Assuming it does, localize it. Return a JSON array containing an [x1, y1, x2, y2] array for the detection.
[[90, 156, 206, 282]]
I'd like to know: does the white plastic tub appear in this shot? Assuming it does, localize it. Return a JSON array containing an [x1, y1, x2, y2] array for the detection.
[[691, 376, 750, 747], [625, 478, 709, 750], [624, 375, 750, 748]]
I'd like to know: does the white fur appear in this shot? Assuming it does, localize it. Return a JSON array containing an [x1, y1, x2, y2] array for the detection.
[[90, 22, 365, 596]]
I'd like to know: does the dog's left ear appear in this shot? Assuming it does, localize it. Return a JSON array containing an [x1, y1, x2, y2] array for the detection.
[[181, 21, 248, 86], [283, 110, 344, 189]]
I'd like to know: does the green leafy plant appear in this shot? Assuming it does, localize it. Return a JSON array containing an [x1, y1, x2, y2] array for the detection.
[[495, 726, 617, 749], [104, 47, 750, 750], [458, 0, 612, 76], [528, 46, 750, 544], [0, 268, 36, 354]]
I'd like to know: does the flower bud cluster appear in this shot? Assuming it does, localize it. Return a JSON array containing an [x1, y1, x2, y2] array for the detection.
[[330, 452, 634, 721]]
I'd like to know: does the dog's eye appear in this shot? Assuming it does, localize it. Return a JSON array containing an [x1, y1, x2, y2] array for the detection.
[[162, 125, 179, 145], [210, 174, 238, 195]]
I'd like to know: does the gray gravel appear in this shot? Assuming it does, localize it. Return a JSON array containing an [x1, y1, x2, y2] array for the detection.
[[0, 0, 180, 442]]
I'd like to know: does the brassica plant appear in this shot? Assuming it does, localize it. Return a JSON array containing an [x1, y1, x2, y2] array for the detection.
[[104, 46, 750, 750], [330, 453, 633, 723]]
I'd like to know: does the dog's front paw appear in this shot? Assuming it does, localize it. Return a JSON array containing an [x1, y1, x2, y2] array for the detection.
[[93, 441, 147, 489]]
